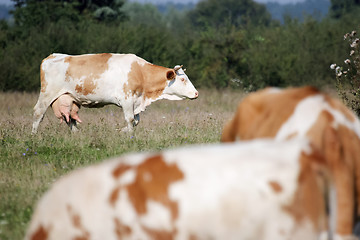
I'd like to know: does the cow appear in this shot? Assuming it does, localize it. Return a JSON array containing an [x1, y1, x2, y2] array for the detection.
[[51, 94, 82, 131], [31, 53, 198, 134], [25, 139, 333, 240], [221, 86, 360, 240]]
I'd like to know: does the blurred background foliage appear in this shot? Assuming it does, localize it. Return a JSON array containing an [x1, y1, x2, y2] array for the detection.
[[0, 0, 360, 92]]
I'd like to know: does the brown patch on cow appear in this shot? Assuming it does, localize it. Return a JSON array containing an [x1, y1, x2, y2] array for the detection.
[[124, 61, 174, 100], [109, 186, 122, 207], [221, 86, 319, 142], [268, 181, 283, 193], [64, 53, 111, 95], [67, 205, 90, 240], [30, 225, 48, 240], [126, 154, 184, 220], [114, 217, 132, 239], [112, 164, 132, 179], [142, 225, 176, 240], [40, 55, 56, 93], [283, 151, 328, 231]]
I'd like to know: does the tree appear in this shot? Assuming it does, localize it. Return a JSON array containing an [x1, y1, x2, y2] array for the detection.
[[122, 2, 164, 27], [11, 0, 127, 28], [188, 0, 272, 29], [330, 0, 360, 18]]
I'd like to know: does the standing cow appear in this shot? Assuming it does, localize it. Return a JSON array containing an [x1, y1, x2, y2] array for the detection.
[[221, 86, 360, 240], [25, 139, 333, 240], [32, 53, 198, 134]]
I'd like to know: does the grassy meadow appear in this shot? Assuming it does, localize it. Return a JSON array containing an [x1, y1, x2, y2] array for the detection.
[[0, 89, 245, 240]]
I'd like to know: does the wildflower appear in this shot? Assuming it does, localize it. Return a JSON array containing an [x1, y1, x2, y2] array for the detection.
[[350, 50, 355, 56], [345, 59, 351, 64], [335, 66, 342, 77], [351, 38, 360, 48], [35, 152, 37, 155], [344, 33, 349, 40], [130, 136, 134, 139], [22, 153, 26, 156], [26, 148, 29, 151], [351, 30, 357, 37], [330, 64, 337, 69]]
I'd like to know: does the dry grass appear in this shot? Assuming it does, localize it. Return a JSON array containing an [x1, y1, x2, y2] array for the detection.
[[0, 89, 245, 240]]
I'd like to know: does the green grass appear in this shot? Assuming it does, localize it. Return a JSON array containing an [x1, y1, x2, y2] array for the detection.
[[0, 89, 245, 240]]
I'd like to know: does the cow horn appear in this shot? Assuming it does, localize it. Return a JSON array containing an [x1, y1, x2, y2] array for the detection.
[[174, 65, 183, 71]]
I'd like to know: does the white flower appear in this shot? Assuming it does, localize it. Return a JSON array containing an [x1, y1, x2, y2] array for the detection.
[[351, 30, 357, 37], [350, 50, 355, 56], [351, 38, 360, 48], [330, 63, 337, 69], [335, 66, 342, 77], [345, 59, 351, 64]]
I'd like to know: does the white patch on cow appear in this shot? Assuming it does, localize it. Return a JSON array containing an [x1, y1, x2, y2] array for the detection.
[[139, 200, 173, 231], [276, 94, 360, 140], [276, 95, 325, 140], [117, 169, 136, 185], [115, 189, 137, 224]]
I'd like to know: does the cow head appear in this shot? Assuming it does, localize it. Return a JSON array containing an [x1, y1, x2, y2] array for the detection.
[[162, 65, 198, 100]]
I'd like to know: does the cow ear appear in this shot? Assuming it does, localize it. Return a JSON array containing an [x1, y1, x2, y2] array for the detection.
[[166, 70, 176, 80]]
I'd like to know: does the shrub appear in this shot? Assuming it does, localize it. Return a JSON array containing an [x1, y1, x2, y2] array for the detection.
[[331, 26, 360, 116]]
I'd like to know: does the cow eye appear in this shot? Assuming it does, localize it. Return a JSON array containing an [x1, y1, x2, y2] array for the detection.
[[181, 78, 185, 82]]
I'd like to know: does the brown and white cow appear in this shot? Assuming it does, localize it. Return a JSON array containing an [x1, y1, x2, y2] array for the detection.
[[32, 53, 198, 134], [221, 86, 360, 239], [25, 139, 333, 240]]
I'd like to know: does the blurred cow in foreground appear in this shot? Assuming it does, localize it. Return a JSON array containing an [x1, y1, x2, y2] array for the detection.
[[26, 139, 333, 240], [32, 53, 198, 134], [222, 86, 360, 239]]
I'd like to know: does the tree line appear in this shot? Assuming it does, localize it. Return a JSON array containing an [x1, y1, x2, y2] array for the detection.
[[0, 0, 359, 92]]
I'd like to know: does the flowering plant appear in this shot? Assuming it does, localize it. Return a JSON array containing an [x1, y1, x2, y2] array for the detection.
[[331, 28, 360, 116]]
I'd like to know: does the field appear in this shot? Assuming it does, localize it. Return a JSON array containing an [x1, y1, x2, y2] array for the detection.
[[0, 89, 245, 240]]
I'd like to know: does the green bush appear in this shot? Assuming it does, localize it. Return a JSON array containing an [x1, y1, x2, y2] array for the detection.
[[1, 0, 360, 92]]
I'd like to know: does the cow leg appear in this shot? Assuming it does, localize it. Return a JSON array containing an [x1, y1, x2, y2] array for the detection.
[[32, 94, 52, 134], [134, 114, 140, 126], [121, 106, 135, 132]]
